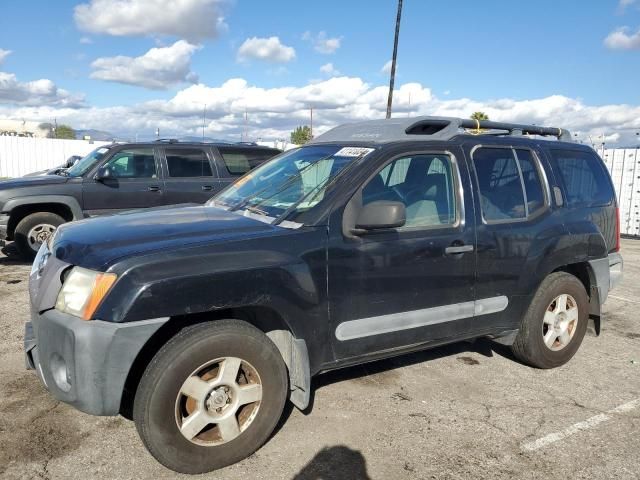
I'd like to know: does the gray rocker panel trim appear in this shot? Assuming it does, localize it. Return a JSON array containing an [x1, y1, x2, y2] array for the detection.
[[335, 296, 509, 341]]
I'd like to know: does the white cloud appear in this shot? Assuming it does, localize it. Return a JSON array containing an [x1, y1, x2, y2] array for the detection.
[[618, 0, 637, 11], [0, 49, 11, 65], [74, 0, 227, 42], [2, 76, 640, 146], [0, 72, 84, 107], [79, 36, 93, 44], [604, 26, 640, 50], [320, 63, 340, 76], [303, 31, 342, 54], [90, 40, 200, 89], [237, 37, 296, 63]]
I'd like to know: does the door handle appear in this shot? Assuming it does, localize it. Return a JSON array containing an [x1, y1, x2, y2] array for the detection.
[[202, 185, 213, 191], [148, 186, 160, 192], [445, 244, 474, 255]]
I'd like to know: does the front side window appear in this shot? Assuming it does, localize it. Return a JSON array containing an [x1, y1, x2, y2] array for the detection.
[[104, 148, 157, 178], [362, 153, 457, 228], [550, 149, 614, 207], [473, 147, 547, 222], [211, 145, 373, 221], [165, 148, 213, 177]]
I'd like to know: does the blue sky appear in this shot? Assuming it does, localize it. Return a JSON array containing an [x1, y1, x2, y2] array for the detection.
[[0, 0, 639, 143]]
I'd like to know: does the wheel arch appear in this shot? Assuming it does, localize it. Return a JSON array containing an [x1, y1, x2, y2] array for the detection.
[[119, 307, 311, 419], [4, 196, 82, 239]]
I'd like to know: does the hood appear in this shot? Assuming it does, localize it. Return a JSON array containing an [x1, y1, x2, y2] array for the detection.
[[0, 175, 69, 189], [51, 204, 280, 270]]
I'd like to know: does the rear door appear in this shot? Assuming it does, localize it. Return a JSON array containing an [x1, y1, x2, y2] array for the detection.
[[214, 147, 279, 190], [82, 146, 164, 215], [160, 146, 219, 205], [468, 143, 554, 332]]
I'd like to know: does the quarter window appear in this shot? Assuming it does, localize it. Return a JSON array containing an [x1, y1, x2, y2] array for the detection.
[[362, 154, 457, 228], [550, 149, 614, 207], [165, 148, 213, 177], [219, 148, 277, 175], [473, 147, 547, 222], [104, 148, 157, 178]]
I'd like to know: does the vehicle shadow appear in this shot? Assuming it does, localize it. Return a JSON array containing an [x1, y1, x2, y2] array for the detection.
[[309, 338, 517, 406], [292, 445, 370, 480], [0, 243, 31, 266]]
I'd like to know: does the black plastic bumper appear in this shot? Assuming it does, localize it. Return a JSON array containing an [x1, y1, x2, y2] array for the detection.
[[0, 213, 9, 243], [25, 309, 168, 416]]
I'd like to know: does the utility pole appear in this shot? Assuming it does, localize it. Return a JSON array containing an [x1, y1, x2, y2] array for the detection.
[[202, 104, 207, 141], [386, 0, 403, 119], [310, 107, 313, 139]]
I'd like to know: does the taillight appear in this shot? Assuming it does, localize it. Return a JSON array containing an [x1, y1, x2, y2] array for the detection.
[[615, 207, 621, 252]]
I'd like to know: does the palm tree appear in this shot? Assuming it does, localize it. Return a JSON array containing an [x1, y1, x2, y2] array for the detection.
[[470, 112, 489, 121]]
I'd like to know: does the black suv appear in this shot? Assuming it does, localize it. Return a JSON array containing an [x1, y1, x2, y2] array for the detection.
[[0, 140, 279, 258], [25, 117, 623, 474]]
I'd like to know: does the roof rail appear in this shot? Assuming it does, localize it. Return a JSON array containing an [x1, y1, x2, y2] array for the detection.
[[309, 116, 573, 144], [154, 138, 179, 143]]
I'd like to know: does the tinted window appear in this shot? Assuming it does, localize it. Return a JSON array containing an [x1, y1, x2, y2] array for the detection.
[[551, 149, 614, 207], [104, 148, 156, 178], [219, 148, 277, 175], [515, 149, 546, 215], [362, 154, 457, 228], [473, 148, 526, 221], [165, 148, 212, 177]]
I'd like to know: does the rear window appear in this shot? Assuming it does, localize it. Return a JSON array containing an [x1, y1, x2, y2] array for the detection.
[[550, 149, 614, 207], [219, 147, 278, 175], [165, 148, 213, 177]]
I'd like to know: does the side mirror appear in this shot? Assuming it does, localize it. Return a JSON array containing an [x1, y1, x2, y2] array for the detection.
[[354, 201, 406, 233], [94, 166, 112, 181]]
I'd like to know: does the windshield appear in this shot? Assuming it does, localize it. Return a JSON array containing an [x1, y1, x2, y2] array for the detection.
[[209, 145, 375, 222], [66, 146, 112, 177]]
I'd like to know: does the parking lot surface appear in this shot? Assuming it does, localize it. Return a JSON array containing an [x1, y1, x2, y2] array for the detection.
[[1, 240, 639, 480]]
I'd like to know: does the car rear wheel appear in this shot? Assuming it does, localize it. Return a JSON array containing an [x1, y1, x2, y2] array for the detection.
[[14, 212, 65, 259], [133, 320, 288, 474], [511, 272, 589, 369]]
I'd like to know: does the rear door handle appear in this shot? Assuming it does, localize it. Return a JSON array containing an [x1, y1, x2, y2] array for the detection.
[[202, 185, 213, 191], [148, 185, 160, 192], [445, 245, 474, 255]]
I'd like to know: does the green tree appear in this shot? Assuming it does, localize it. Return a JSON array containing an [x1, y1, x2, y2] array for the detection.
[[54, 124, 76, 139], [290, 125, 312, 145], [470, 112, 489, 121]]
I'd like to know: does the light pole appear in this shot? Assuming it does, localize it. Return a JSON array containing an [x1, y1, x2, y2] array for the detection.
[[386, 0, 403, 119]]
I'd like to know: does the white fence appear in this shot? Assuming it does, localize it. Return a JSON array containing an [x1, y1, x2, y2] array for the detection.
[[601, 148, 640, 237], [0, 137, 109, 178]]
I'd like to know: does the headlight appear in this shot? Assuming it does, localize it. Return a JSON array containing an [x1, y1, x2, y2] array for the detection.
[[55, 267, 117, 320]]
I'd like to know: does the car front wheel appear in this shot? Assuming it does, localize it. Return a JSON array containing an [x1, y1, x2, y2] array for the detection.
[[133, 320, 288, 474], [14, 212, 65, 259]]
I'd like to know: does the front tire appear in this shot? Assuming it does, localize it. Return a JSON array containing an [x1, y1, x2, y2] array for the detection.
[[14, 212, 65, 259], [511, 272, 589, 369], [133, 320, 288, 474]]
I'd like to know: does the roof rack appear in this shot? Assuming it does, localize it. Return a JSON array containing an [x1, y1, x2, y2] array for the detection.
[[309, 116, 573, 144], [154, 138, 179, 143]]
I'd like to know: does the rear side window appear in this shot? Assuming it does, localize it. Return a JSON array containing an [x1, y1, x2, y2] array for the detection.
[[473, 147, 547, 222], [165, 148, 213, 177], [219, 148, 277, 175], [550, 149, 614, 207]]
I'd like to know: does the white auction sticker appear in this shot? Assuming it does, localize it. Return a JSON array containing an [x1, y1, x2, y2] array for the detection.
[[334, 147, 375, 157]]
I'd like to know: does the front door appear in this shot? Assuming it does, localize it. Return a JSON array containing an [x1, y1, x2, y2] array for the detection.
[[328, 148, 478, 361], [82, 147, 164, 215]]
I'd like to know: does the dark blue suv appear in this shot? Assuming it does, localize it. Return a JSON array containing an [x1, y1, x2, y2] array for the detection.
[[25, 117, 622, 473]]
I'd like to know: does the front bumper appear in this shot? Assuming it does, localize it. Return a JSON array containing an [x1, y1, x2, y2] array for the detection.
[[25, 309, 168, 416], [0, 213, 9, 242]]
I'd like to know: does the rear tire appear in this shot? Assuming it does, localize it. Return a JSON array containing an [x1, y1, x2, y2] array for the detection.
[[14, 212, 65, 259], [133, 320, 288, 474], [511, 272, 589, 369]]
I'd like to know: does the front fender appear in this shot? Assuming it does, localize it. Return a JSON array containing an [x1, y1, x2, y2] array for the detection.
[[3, 195, 84, 219]]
